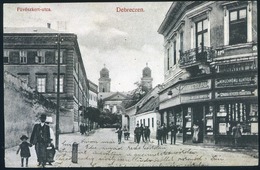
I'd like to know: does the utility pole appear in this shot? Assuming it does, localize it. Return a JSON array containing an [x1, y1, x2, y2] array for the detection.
[[56, 34, 61, 150]]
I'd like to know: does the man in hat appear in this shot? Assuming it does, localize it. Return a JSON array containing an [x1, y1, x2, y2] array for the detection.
[[30, 114, 50, 167]]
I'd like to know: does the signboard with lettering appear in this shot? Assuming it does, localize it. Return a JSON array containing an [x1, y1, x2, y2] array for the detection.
[[215, 89, 256, 99], [181, 92, 211, 103], [215, 75, 257, 88], [181, 79, 211, 94]]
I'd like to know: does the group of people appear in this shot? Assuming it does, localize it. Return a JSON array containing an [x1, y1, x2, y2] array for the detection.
[[156, 122, 178, 146], [134, 124, 151, 144], [115, 126, 130, 144], [17, 114, 56, 167]]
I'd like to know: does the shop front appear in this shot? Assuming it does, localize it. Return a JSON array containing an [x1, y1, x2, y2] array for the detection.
[[159, 74, 258, 146]]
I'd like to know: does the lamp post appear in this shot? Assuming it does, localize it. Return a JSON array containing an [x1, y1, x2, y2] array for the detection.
[[55, 34, 62, 150]]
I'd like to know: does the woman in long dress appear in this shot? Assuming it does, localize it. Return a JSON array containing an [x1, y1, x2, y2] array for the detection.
[[192, 123, 200, 143]]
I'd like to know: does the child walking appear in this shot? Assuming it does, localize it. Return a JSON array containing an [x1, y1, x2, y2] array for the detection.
[[46, 139, 56, 165], [16, 135, 32, 167]]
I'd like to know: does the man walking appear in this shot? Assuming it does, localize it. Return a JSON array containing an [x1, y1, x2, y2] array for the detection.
[[30, 114, 50, 167], [170, 122, 177, 145], [134, 124, 142, 144]]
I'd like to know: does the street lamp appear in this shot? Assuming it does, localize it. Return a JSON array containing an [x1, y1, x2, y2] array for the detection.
[[167, 90, 173, 99], [55, 34, 63, 150]]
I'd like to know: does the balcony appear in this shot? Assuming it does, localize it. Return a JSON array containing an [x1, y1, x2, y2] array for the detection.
[[179, 46, 215, 69]]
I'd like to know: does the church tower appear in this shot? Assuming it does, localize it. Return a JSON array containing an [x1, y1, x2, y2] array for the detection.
[[141, 63, 153, 91], [99, 65, 111, 92]]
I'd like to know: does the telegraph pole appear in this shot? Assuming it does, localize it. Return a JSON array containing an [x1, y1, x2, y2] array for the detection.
[[56, 34, 61, 150]]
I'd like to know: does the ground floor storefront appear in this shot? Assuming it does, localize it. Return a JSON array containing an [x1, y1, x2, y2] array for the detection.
[[160, 98, 258, 146]]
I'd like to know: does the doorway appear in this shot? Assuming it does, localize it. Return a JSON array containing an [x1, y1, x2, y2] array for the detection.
[[193, 105, 204, 143]]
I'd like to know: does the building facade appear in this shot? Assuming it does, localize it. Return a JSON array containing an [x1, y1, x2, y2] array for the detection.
[[89, 80, 98, 108], [3, 27, 90, 133], [158, 1, 258, 146]]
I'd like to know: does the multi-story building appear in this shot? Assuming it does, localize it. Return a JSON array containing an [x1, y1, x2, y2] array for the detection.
[[3, 26, 90, 133], [158, 1, 258, 146], [89, 80, 98, 108]]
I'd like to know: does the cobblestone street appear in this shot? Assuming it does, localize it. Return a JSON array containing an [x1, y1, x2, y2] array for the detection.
[[5, 128, 258, 167]]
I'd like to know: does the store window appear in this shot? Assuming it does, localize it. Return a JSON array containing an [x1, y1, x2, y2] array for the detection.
[[36, 75, 46, 93], [229, 8, 247, 45], [216, 103, 258, 135]]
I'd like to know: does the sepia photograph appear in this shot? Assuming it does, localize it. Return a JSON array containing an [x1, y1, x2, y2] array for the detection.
[[3, 1, 259, 168]]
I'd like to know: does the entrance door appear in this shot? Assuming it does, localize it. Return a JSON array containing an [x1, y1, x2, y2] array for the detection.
[[193, 105, 204, 143]]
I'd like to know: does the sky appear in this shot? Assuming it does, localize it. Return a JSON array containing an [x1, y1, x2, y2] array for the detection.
[[3, 2, 172, 92]]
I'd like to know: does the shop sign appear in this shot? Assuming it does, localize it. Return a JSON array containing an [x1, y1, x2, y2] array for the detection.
[[216, 89, 256, 98], [216, 75, 257, 88], [181, 92, 211, 103], [181, 79, 211, 93], [216, 61, 257, 73]]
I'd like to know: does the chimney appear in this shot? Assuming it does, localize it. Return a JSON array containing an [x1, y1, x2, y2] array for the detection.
[[47, 23, 51, 29]]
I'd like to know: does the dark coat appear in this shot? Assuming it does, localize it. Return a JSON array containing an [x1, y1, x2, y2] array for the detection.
[[19, 141, 32, 157], [170, 125, 177, 134], [30, 123, 50, 145]]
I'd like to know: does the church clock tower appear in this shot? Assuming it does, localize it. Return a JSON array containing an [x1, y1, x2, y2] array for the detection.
[[99, 65, 111, 92], [141, 63, 153, 91]]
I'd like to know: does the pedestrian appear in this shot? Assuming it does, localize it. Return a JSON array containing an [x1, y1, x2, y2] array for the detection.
[[80, 124, 84, 135], [156, 125, 163, 146], [134, 124, 142, 144], [123, 125, 129, 140], [140, 124, 145, 142], [192, 121, 200, 143], [115, 126, 123, 144], [45, 116, 55, 148], [232, 123, 242, 147], [170, 122, 177, 145], [144, 126, 151, 142], [16, 135, 32, 167], [30, 114, 50, 167], [46, 139, 56, 165], [162, 123, 167, 144]]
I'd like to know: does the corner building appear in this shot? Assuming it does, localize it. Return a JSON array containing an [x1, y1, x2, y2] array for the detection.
[[3, 27, 90, 133], [158, 1, 258, 146]]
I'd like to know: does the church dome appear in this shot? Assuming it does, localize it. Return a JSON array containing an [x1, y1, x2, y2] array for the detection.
[[100, 65, 109, 78], [142, 63, 151, 77]]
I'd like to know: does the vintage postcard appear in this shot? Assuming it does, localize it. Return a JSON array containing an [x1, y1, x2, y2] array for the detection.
[[3, 1, 258, 168]]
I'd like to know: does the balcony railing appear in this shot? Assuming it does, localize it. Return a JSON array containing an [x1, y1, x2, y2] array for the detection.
[[179, 46, 215, 68]]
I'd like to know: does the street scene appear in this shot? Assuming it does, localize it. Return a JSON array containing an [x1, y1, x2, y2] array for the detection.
[[3, 1, 259, 168]]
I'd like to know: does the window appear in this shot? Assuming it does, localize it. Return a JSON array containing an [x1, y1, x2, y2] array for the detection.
[[216, 103, 258, 135], [140, 119, 142, 126], [173, 41, 177, 65], [180, 32, 184, 54], [36, 76, 46, 93], [27, 51, 37, 64], [143, 119, 145, 126], [196, 18, 208, 50], [229, 8, 247, 45], [148, 118, 150, 127], [4, 51, 9, 63], [167, 48, 170, 70], [54, 75, 64, 93], [9, 51, 19, 64], [20, 51, 27, 64], [36, 51, 45, 64], [55, 51, 63, 64], [152, 118, 154, 128], [45, 51, 55, 64]]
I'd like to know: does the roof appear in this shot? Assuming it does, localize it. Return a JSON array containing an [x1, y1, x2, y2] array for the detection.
[[98, 91, 131, 101], [3, 27, 68, 34], [136, 96, 159, 114]]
